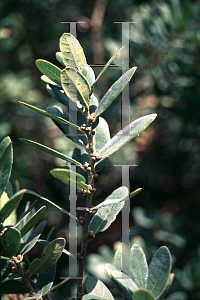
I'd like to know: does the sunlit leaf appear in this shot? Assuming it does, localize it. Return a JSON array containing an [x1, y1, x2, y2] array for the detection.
[[95, 67, 137, 116], [36, 59, 61, 86], [130, 188, 142, 199], [0, 136, 13, 199], [60, 33, 87, 71], [84, 276, 114, 300], [56, 51, 65, 66], [99, 114, 157, 157], [82, 64, 96, 87], [93, 117, 110, 154], [130, 244, 148, 288], [156, 273, 174, 300]]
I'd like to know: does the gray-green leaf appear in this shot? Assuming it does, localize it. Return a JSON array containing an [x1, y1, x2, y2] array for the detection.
[[130, 244, 148, 288]]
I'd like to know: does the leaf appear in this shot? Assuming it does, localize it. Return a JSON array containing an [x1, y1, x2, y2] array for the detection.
[[84, 276, 114, 300], [36, 59, 61, 86], [1, 258, 12, 281], [50, 168, 90, 191], [20, 206, 46, 237], [61, 67, 90, 108], [156, 273, 174, 300], [1, 278, 31, 294], [105, 263, 138, 300], [114, 249, 130, 276], [0, 136, 13, 199], [47, 106, 88, 147], [26, 190, 77, 220], [90, 186, 129, 211], [19, 101, 81, 131], [21, 233, 41, 255], [0, 227, 21, 257], [99, 114, 157, 158], [91, 46, 124, 88], [147, 247, 172, 299], [35, 263, 56, 296], [134, 289, 156, 300], [19, 138, 83, 167], [130, 244, 148, 288], [41, 75, 60, 86], [82, 64, 96, 87], [0, 189, 26, 224], [47, 84, 76, 109], [95, 67, 137, 116], [14, 200, 37, 228], [28, 238, 65, 277], [82, 295, 106, 300], [56, 51, 65, 66], [1, 186, 16, 227], [93, 117, 110, 154], [38, 239, 76, 260], [130, 188, 142, 199], [60, 33, 87, 71], [89, 199, 124, 234]]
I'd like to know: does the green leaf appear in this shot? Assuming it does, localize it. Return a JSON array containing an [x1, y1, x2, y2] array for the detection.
[[60, 33, 87, 72], [0, 189, 26, 224], [38, 239, 76, 260], [99, 114, 157, 158], [28, 238, 65, 277], [19, 101, 81, 131], [21, 234, 41, 255], [105, 263, 138, 300], [36, 59, 61, 86], [1, 278, 31, 294], [1, 258, 12, 281], [93, 117, 110, 154], [0, 136, 13, 199], [134, 289, 156, 300], [26, 190, 77, 220], [89, 190, 125, 234], [20, 206, 46, 237], [1, 184, 16, 227], [61, 67, 90, 108], [56, 51, 65, 66], [147, 247, 172, 299], [90, 186, 129, 211], [130, 188, 142, 199], [130, 244, 148, 288], [47, 84, 76, 109], [84, 276, 114, 300], [95, 66, 137, 116], [50, 168, 90, 191], [0, 227, 21, 257], [35, 263, 56, 296], [82, 64, 96, 87], [156, 273, 174, 300], [19, 138, 83, 167], [91, 46, 124, 88], [14, 200, 37, 228]]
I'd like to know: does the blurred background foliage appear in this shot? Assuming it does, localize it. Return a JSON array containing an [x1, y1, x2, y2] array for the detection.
[[1, 0, 200, 299]]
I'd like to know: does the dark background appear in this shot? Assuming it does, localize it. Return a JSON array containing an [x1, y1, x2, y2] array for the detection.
[[1, 0, 200, 299]]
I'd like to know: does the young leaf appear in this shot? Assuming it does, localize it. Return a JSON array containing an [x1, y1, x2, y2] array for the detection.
[[93, 117, 110, 154], [35, 263, 56, 296], [90, 186, 129, 211], [0, 189, 26, 224], [105, 264, 138, 300], [50, 168, 90, 191], [89, 200, 124, 234], [84, 276, 114, 300], [36, 59, 61, 86], [95, 66, 137, 116], [28, 238, 65, 277], [0, 136, 13, 199], [60, 33, 87, 71], [91, 46, 124, 88], [147, 246, 172, 299], [134, 289, 156, 300], [26, 190, 77, 220], [56, 51, 65, 66], [20, 206, 46, 237], [82, 64, 96, 87], [19, 101, 82, 131], [130, 244, 148, 288], [19, 138, 83, 168], [99, 114, 157, 158], [61, 67, 90, 108], [0, 227, 21, 257]]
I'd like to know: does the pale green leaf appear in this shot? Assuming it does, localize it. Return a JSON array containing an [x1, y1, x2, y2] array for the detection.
[[99, 114, 157, 158], [95, 66, 137, 116], [93, 117, 110, 154], [56, 51, 65, 66], [36, 59, 61, 86], [0, 136, 13, 199], [130, 244, 148, 288], [84, 276, 114, 300]]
